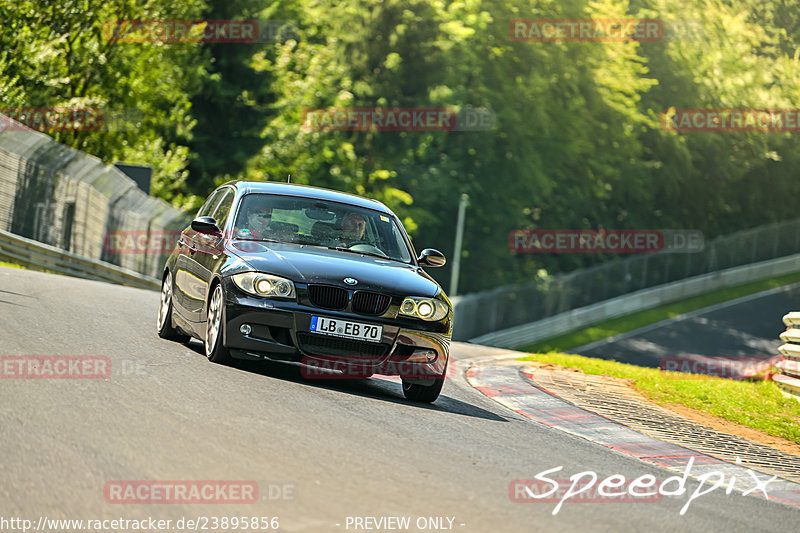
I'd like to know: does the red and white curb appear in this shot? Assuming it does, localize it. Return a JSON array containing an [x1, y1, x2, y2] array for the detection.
[[466, 363, 800, 507]]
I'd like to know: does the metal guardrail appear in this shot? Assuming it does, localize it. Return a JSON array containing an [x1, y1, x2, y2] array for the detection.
[[777, 312, 800, 399], [0, 228, 160, 290], [0, 113, 191, 280], [470, 253, 800, 349], [453, 218, 800, 341]]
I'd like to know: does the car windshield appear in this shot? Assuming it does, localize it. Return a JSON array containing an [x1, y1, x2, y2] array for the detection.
[[232, 193, 413, 263]]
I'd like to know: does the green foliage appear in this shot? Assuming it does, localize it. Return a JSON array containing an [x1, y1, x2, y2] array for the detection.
[[519, 351, 800, 443], [1, 0, 208, 210]]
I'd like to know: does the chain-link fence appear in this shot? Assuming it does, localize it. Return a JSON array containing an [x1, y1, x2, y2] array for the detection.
[[453, 220, 800, 340], [0, 114, 191, 279]]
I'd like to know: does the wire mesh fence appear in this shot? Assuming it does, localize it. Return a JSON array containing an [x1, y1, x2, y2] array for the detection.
[[453, 220, 800, 340], [0, 114, 191, 279]]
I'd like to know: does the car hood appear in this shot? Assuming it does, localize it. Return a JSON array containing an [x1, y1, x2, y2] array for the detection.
[[227, 241, 441, 297]]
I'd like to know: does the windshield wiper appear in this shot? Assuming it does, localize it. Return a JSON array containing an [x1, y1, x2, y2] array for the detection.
[[234, 237, 283, 244], [329, 246, 394, 261]]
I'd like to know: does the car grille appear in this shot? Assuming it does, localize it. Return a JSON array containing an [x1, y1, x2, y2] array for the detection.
[[308, 284, 348, 310], [352, 291, 391, 315], [297, 333, 391, 358]]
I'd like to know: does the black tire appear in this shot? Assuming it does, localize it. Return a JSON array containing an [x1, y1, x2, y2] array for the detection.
[[157, 271, 191, 343], [402, 376, 445, 403], [205, 283, 232, 364]]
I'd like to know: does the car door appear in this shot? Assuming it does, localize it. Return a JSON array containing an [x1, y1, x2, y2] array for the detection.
[[194, 188, 236, 323], [173, 188, 225, 321], [180, 186, 237, 322]]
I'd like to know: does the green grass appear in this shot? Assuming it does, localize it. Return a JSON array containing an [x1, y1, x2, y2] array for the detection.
[[521, 271, 800, 353], [0, 260, 60, 276], [519, 352, 800, 444]]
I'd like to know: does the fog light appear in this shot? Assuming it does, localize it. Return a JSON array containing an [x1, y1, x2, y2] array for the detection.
[[240, 324, 252, 335], [407, 349, 438, 363], [421, 350, 437, 362]]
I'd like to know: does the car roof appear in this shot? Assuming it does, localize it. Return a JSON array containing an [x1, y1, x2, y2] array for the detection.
[[225, 181, 393, 214]]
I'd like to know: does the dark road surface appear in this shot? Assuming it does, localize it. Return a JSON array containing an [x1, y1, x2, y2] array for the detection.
[[2, 266, 799, 532], [576, 283, 800, 367]]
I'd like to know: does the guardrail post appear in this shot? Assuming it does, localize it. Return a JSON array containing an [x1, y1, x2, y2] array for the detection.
[[775, 312, 800, 400]]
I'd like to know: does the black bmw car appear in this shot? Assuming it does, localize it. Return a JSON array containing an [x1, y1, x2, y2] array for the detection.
[[157, 181, 452, 402]]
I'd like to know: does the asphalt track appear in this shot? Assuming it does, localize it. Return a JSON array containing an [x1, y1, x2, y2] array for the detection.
[[2, 265, 800, 532], [575, 283, 800, 366]]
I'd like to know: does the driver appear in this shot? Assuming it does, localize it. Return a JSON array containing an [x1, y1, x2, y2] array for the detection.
[[241, 205, 273, 239], [339, 212, 367, 246]]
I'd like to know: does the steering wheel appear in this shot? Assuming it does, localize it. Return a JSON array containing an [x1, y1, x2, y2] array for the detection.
[[345, 240, 372, 247], [348, 242, 389, 257]]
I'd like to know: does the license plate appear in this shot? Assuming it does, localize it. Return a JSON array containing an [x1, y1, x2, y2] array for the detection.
[[309, 316, 383, 343]]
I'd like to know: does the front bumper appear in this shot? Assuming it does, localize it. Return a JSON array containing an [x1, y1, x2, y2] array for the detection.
[[221, 278, 450, 379]]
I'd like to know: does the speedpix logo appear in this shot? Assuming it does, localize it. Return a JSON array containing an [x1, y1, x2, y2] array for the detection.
[[510, 458, 776, 516]]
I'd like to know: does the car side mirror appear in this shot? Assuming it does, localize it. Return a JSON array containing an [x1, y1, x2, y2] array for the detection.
[[418, 248, 446, 267], [191, 216, 221, 235]]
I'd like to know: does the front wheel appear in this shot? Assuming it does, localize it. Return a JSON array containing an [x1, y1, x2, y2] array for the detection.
[[157, 272, 190, 343], [402, 376, 445, 403], [205, 284, 232, 364]]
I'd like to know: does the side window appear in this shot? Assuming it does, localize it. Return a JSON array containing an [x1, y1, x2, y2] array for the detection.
[[211, 189, 235, 229], [197, 189, 224, 218]]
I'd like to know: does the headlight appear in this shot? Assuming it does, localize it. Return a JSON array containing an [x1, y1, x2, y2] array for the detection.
[[231, 272, 296, 299], [399, 296, 449, 321]]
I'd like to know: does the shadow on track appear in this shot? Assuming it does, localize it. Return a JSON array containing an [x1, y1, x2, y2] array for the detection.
[[182, 339, 506, 422]]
